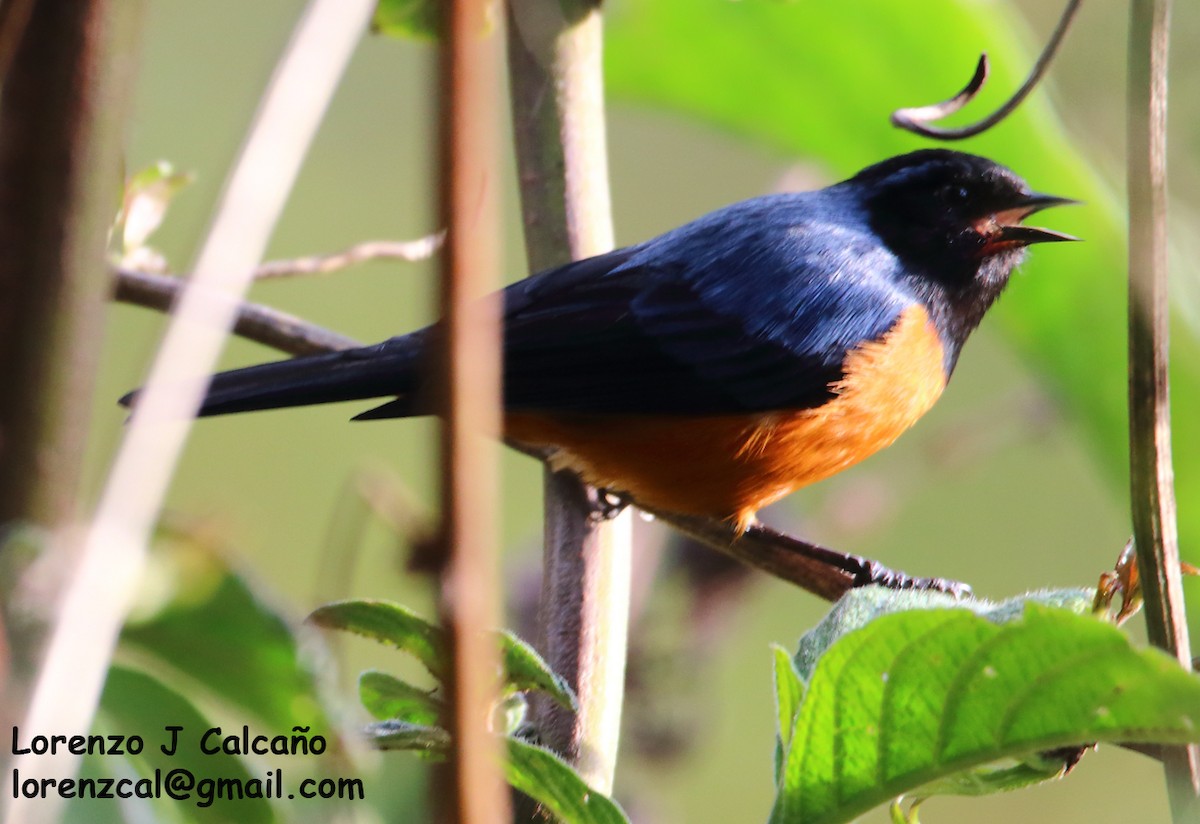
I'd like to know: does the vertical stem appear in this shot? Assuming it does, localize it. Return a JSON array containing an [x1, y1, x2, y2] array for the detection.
[[1126, 0, 1200, 817], [3, 4, 372, 822], [437, 1, 508, 822], [506, 0, 631, 794], [0, 0, 132, 532], [0, 0, 140, 703]]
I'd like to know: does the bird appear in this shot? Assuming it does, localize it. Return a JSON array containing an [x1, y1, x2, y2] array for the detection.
[[122, 149, 1076, 533]]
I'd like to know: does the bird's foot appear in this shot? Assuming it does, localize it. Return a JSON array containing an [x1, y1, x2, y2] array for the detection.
[[850, 556, 973, 599], [587, 487, 630, 523]]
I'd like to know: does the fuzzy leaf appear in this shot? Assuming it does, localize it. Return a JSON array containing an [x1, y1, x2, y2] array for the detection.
[[772, 593, 1200, 824], [359, 669, 442, 725], [500, 629, 578, 711], [366, 719, 451, 753], [309, 600, 449, 679], [506, 738, 630, 824]]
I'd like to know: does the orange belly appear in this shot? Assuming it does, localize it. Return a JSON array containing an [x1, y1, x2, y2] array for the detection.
[[505, 305, 947, 531]]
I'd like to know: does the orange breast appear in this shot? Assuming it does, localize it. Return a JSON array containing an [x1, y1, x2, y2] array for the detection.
[[505, 305, 948, 531]]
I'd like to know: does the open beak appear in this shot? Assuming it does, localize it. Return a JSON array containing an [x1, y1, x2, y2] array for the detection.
[[981, 192, 1080, 248]]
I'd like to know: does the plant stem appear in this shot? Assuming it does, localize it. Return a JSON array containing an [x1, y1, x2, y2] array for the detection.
[[3, 4, 372, 821], [0, 0, 135, 533], [435, 0, 508, 821], [0, 0, 141, 709], [506, 0, 631, 795], [1126, 0, 1200, 817]]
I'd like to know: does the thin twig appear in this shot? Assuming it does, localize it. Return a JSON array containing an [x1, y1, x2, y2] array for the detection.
[[113, 267, 361, 355], [436, 0, 508, 821], [1126, 0, 1200, 817], [891, 0, 1082, 140], [253, 235, 444, 279], [4, 5, 375, 822]]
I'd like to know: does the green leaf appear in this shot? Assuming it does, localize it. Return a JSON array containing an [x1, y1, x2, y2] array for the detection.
[[360, 725, 628, 822], [772, 643, 805, 785], [366, 719, 452, 753], [121, 538, 332, 738], [605, 0, 1200, 556], [791, 586, 1096, 682], [771, 597, 1200, 824], [96, 665, 273, 824], [372, 0, 440, 40], [500, 629, 578, 711], [907, 745, 1085, 800], [359, 669, 443, 724], [309, 599, 449, 679], [312, 600, 576, 709], [506, 738, 630, 824]]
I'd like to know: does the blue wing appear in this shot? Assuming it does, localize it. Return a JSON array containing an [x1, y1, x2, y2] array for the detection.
[[498, 192, 914, 415]]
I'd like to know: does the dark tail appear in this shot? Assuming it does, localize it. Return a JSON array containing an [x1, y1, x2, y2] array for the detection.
[[118, 335, 426, 418]]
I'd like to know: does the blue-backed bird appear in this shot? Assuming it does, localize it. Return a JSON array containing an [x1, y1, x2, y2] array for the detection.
[[122, 149, 1075, 531]]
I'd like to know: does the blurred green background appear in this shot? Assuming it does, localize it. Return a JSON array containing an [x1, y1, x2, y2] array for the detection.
[[87, 0, 1200, 821]]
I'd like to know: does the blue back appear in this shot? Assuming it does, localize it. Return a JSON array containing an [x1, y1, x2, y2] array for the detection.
[[499, 189, 916, 415]]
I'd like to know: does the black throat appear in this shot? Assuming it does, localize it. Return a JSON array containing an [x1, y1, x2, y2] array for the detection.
[[894, 249, 1023, 376]]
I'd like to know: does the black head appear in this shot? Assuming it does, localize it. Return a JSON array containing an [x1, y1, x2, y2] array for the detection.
[[843, 149, 1076, 357]]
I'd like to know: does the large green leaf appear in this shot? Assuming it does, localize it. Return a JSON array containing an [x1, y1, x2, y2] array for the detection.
[[95, 665, 273, 824], [121, 538, 331, 736], [605, 0, 1200, 553], [771, 590, 1200, 824]]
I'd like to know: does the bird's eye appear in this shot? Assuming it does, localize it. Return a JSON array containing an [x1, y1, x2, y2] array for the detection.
[[940, 185, 971, 205]]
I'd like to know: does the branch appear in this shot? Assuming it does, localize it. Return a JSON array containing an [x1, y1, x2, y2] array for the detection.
[[112, 267, 361, 355], [112, 233, 441, 353], [646, 509, 970, 603], [890, 0, 1081, 140], [1126, 0, 1200, 816], [252, 235, 443, 279]]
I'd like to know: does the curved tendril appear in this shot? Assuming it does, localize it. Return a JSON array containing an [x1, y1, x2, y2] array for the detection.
[[890, 0, 1082, 141]]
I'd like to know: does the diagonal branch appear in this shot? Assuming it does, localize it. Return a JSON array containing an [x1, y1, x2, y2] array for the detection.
[[113, 267, 361, 355]]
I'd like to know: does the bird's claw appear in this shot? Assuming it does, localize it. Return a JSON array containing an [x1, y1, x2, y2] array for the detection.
[[587, 488, 630, 523], [852, 557, 973, 598]]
